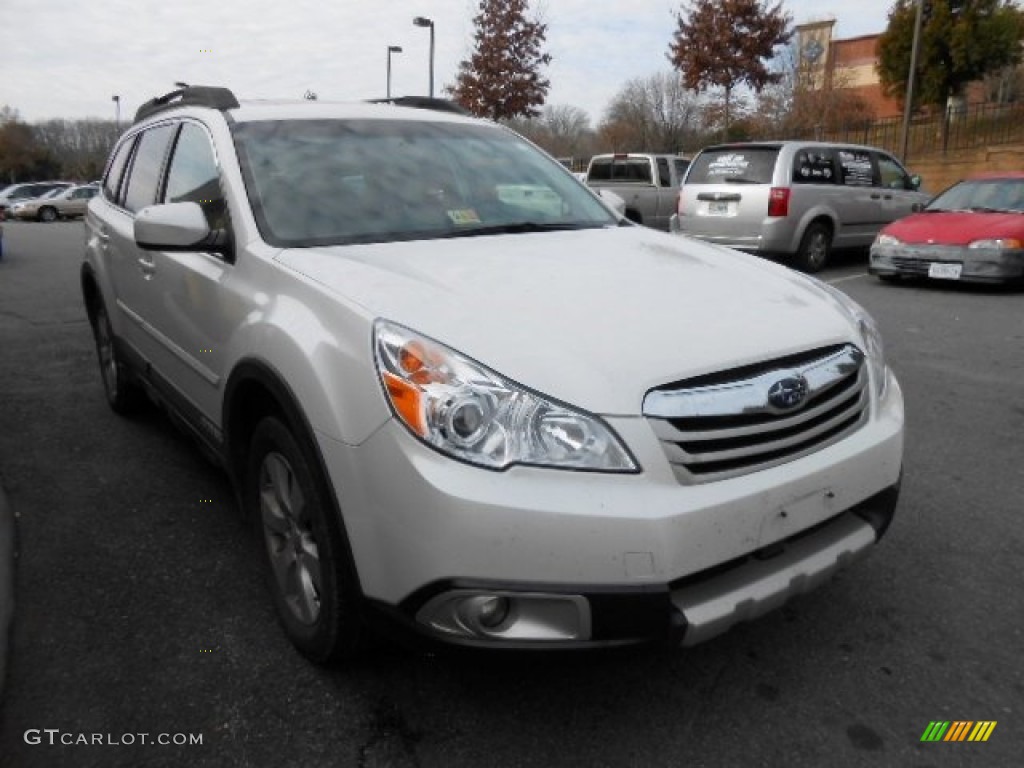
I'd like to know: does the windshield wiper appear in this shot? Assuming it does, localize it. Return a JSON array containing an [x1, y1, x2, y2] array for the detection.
[[438, 221, 596, 239], [721, 177, 762, 184]]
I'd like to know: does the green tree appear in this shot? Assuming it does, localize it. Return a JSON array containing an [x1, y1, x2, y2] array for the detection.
[[877, 0, 1024, 111], [669, 0, 792, 132], [451, 0, 552, 120]]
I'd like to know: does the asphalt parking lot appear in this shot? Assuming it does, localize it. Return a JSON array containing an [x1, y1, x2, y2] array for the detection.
[[0, 220, 1021, 767]]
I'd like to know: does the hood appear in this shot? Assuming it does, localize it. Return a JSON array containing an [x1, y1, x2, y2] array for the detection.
[[884, 211, 1024, 245], [276, 228, 859, 414]]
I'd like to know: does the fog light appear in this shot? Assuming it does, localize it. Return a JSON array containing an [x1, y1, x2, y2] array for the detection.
[[417, 590, 591, 643], [477, 596, 510, 629], [456, 594, 512, 633]]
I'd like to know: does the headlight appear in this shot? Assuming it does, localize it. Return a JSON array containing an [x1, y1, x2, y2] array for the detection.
[[874, 233, 901, 246], [811, 281, 888, 399], [968, 238, 1023, 250], [374, 320, 638, 472]]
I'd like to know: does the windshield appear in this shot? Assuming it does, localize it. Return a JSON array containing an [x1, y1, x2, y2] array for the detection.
[[232, 118, 616, 247], [927, 178, 1024, 213]]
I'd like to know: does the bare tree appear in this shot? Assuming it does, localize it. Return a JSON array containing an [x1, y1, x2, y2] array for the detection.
[[0, 107, 58, 183], [669, 0, 792, 132], [450, 0, 552, 120], [598, 72, 705, 152], [32, 119, 120, 180], [753, 44, 873, 137], [503, 105, 595, 163]]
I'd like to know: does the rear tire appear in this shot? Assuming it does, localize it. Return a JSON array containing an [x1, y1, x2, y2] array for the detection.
[[247, 416, 366, 663], [794, 222, 831, 273]]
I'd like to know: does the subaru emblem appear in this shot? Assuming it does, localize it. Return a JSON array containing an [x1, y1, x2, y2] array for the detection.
[[767, 375, 809, 411]]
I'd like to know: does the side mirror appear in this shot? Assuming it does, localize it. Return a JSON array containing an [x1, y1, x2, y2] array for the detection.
[[911, 202, 924, 213], [135, 202, 230, 257], [910, 174, 922, 191]]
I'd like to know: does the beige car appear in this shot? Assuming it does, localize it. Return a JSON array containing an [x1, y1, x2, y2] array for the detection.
[[9, 184, 99, 222]]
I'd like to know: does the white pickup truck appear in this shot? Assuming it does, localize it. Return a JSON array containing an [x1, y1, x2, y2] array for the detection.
[[585, 153, 690, 230]]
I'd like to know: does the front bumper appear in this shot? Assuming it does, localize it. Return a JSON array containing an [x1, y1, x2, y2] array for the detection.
[[318, 371, 904, 648], [870, 243, 1024, 284]]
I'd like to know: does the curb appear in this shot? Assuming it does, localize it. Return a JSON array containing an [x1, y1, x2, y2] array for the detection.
[[0, 482, 15, 701]]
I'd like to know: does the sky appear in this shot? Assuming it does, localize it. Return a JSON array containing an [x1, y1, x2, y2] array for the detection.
[[1, 0, 898, 126]]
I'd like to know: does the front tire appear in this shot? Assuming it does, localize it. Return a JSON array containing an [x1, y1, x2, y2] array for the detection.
[[91, 303, 142, 414], [794, 222, 831, 273], [39, 207, 58, 223], [247, 416, 365, 663]]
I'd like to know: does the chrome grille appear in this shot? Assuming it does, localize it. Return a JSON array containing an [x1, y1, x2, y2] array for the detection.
[[644, 345, 869, 483]]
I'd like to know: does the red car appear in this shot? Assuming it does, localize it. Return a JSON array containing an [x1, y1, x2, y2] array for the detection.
[[869, 171, 1024, 285]]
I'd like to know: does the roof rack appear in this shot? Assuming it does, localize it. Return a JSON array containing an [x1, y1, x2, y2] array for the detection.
[[134, 86, 240, 124], [367, 96, 471, 116]]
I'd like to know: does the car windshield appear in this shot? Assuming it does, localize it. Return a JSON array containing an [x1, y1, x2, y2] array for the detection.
[[927, 178, 1024, 213], [232, 118, 616, 247]]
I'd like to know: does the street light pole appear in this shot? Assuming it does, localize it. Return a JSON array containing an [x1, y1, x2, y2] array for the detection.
[[387, 45, 403, 100], [899, 0, 925, 163], [413, 16, 435, 98], [112, 95, 120, 130]]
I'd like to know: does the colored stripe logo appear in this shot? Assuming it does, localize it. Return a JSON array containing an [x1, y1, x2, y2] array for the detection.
[[920, 721, 997, 742]]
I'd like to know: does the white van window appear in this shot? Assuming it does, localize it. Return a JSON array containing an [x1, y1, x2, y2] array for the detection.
[[686, 148, 778, 184], [792, 149, 836, 185], [837, 150, 874, 187]]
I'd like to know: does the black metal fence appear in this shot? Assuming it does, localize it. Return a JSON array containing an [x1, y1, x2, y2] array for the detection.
[[793, 101, 1024, 158]]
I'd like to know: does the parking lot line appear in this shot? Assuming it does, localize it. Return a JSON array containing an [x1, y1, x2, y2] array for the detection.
[[827, 272, 869, 285]]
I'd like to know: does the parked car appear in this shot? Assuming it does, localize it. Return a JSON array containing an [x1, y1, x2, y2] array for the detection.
[[82, 86, 903, 662], [0, 181, 73, 219], [9, 184, 99, 222], [869, 172, 1024, 285], [674, 141, 930, 272], [585, 153, 690, 230]]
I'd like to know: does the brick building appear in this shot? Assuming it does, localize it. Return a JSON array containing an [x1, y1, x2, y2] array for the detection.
[[795, 19, 903, 118]]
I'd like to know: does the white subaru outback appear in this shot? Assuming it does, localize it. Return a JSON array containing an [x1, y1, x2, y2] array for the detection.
[[81, 86, 904, 662]]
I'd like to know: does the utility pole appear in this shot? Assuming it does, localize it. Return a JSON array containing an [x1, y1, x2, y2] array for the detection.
[[899, 0, 926, 163]]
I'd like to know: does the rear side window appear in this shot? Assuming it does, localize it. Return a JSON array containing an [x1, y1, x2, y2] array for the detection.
[[102, 139, 136, 203], [123, 124, 176, 213], [837, 149, 875, 187], [656, 158, 671, 187], [673, 158, 690, 181], [588, 157, 653, 183], [792, 149, 836, 185], [685, 148, 779, 184]]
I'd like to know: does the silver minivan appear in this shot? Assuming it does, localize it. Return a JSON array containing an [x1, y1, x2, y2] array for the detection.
[[673, 141, 929, 271]]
